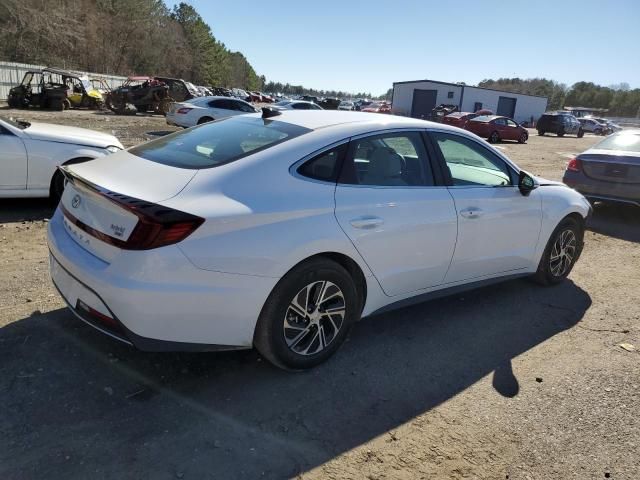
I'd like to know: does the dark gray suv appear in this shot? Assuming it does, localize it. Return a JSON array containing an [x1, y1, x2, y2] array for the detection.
[[537, 113, 584, 138]]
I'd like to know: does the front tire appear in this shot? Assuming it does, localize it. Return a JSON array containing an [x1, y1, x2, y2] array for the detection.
[[253, 258, 360, 370], [518, 132, 528, 144], [533, 217, 583, 285]]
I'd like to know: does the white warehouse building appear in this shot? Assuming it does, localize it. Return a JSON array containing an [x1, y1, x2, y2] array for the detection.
[[391, 79, 548, 124]]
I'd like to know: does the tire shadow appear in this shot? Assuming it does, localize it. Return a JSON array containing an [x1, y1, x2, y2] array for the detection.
[[0, 278, 591, 478], [587, 202, 640, 243]]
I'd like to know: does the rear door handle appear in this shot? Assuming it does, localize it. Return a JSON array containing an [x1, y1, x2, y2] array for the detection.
[[459, 208, 483, 219], [349, 216, 384, 229]]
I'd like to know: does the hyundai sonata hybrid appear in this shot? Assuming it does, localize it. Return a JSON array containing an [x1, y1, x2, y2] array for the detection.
[[48, 110, 591, 370]]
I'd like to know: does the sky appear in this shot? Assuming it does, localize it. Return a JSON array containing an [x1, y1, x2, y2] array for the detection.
[[165, 0, 640, 95]]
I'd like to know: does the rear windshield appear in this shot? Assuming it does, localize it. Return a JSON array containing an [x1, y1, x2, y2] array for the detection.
[[594, 133, 640, 153], [470, 115, 493, 122], [129, 116, 310, 169]]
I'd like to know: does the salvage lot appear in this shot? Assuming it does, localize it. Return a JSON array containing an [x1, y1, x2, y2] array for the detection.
[[1, 109, 639, 479]]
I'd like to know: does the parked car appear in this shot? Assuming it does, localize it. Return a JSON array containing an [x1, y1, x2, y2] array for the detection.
[[465, 115, 529, 143], [106, 76, 196, 115], [210, 87, 232, 97], [196, 86, 213, 97], [166, 96, 260, 127], [537, 112, 584, 137], [231, 88, 252, 102], [319, 98, 341, 110], [443, 112, 479, 129], [590, 117, 623, 133], [563, 129, 640, 207], [361, 102, 391, 114], [578, 118, 611, 136], [354, 100, 372, 111], [0, 115, 123, 202], [47, 110, 590, 370], [257, 92, 274, 103], [338, 101, 355, 111], [272, 100, 323, 110], [300, 95, 319, 104]]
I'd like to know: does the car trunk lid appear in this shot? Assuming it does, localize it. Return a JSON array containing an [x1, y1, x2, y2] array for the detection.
[[579, 151, 640, 184], [58, 155, 201, 262]]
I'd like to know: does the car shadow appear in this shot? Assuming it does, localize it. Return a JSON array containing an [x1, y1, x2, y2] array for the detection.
[[587, 202, 640, 243], [0, 278, 590, 478], [0, 198, 54, 223]]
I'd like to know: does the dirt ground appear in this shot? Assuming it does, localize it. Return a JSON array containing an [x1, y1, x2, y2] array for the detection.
[[1, 108, 639, 480]]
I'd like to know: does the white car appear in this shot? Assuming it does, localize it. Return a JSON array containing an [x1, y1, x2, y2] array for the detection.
[[0, 115, 123, 201], [166, 96, 260, 128], [338, 101, 354, 111], [272, 100, 323, 111], [48, 110, 591, 370]]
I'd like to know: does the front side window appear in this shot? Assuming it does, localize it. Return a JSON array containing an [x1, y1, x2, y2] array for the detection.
[[432, 132, 514, 187], [339, 132, 434, 187], [506, 119, 518, 127], [129, 116, 310, 169]]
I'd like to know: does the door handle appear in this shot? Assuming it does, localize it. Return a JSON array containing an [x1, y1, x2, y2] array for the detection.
[[349, 216, 384, 229], [459, 208, 483, 219]]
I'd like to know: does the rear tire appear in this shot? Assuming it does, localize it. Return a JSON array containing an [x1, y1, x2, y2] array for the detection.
[[253, 258, 360, 370], [577, 128, 584, 138], [532, 217, 583, 286], [557, 129, 565, 137], [488, 131, 500, 143]]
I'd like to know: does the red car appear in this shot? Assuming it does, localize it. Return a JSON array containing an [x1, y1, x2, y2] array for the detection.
[[465, 115, 529, 144], [362, 102, 391, 114], [442, 112, 478, 128], [248, 91, 262, 102]]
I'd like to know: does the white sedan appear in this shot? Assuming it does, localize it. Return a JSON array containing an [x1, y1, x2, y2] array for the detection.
[[165, 96, 260, 127], [0, 115, 123, 202], [48, 110, 591, 370], [272, 100, 323, 110]]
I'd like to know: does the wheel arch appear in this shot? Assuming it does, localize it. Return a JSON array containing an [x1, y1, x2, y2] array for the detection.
[[278, 252, 368, 315]]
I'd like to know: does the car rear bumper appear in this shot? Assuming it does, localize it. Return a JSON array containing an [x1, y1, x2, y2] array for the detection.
[[47, 209, 278, 350], [563, 172, 640, 206]]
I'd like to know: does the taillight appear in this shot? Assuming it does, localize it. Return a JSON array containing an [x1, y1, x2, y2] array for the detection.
[[567, 158, 582, 172], [177, 107, 193, 114], [60, 176, 204, 250]]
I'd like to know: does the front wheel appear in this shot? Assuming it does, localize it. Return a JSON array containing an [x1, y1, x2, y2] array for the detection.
[[577, 128, 584, 138], [533, 217, 583, 285], [253, 258, 360, 370], [518, 132, 528, 144]]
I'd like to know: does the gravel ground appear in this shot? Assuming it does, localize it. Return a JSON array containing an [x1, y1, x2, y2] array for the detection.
[[0, 108, 639, 480]]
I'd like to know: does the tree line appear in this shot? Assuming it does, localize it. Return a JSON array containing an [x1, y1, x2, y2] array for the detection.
[[478, 78, 640, 117], [0, 0, 262, 90]]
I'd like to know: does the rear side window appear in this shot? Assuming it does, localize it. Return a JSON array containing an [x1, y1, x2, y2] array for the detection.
[[129, 116, 310, 169], [339, 132, 434, 187], [297, 144, 348, 182]]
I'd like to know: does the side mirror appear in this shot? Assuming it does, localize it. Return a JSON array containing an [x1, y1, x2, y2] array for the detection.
[[518, 170, 538, 196]]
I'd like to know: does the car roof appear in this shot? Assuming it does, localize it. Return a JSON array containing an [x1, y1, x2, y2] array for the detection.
[[268, 110, 462, 132]]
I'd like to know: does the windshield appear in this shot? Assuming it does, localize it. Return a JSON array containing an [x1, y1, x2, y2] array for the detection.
[[129, 116, 311, 169], [0, 115, 30, 129], [593, 132, 640, 153]]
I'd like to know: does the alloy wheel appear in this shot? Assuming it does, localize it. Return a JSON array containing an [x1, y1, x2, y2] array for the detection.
[[549, 229, 577, 277], [283, 280, 346, 356]]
